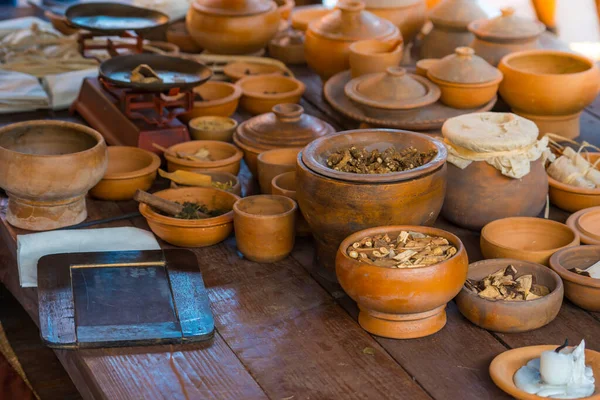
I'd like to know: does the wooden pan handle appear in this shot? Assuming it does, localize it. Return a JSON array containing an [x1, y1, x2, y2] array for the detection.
[[134, 190, 184, 216]]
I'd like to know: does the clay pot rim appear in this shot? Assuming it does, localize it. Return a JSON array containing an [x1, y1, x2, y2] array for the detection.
[[103, 146, 161, 180], [233, 132, 265, 156], [171, 172, 241, 193], [348, 38, 404, 56], [499, 50, 597, 78], [566, 207, 600, 246], [361, 0, 422, 9], [192, 81, 242, 108], [236, 75, 306, 100], [257, 147, 304, 167], [165, 140, 243, 168], [233, 194, 297, 219], [549, 245, 600, 289], [189, 116, 239, 135], [271, 171, 296, 196], [191, 0, 278, 17], [468, 18, 545, 42], [428, 73, 503, 88], [290, 5, 332, 31], [223, 61, 286, 82]]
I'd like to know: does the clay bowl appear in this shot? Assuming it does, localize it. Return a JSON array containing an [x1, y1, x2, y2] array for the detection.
[[481, 217, 580, 266], [271, 171, 311, 236], [165, 140, 243, 175], [0, 120, 107, 231], [189, 116, 238, 142], [233, 195, 297, 262], [257, 147, 302, 194], [567, 207, 600, 245], [456, 259, 563, 333], [291, 5, 332, 31], [166, 21, 203, 53], [180, 81, 242, 123], [237, 75, 305, 115], [365, 0, 426, 44], [549, 153, 600, 212], [336, 225, 468, 339], [415, 58, 438, 77], [428, 74, 503, 109], [139, 187, 239, 247], [170, 171, 242, 196], [348, 38, 404, 78], [90, 146, 160, 201], [550, 245, 600, 311], [268, 30, 306, 65], [223, 61, 287, 82]]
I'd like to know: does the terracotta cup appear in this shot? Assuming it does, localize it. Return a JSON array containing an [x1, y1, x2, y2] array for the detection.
[[271, 171, 311, 236], [233, 195, 297, 263], [257, 147, 302, 194], [348, 38, 404, 78]]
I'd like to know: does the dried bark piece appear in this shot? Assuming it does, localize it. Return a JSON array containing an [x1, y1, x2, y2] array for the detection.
[[479, 286, 501, 299], [516, 275, 533, 294], [531, 284, 550, 297], [467, 265, 551, 301]]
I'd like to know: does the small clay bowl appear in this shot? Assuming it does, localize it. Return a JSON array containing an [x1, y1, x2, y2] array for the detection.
[[233, 195, 297, 263], [550, 245, 600, 311], [139, 187, 240, 247], [268, 30, 306, 65], [90, 146, 160, 201], [257, 147, 302, 194], [349, 38, 404, 78], [480, 217, 580, 266], [415, 58, 439, 77], [428, 77, 503, 109], [165, 140, 243, 175], [181, 81, 242, 123], [189, 116, 238, 142], [223, 61, 287, 82], [170, 171, 242, 196], [291, 5, 332, 31], [455, 259, 563, 333], [237, 75, 306, 115], [548, 153, 600, 212], [567, 206, 600, 245], [166, 21, 203, 53], [271, 171, 311, 236]]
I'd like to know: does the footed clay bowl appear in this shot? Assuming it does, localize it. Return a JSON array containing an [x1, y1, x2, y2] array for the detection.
[[271, 171, 311, 236], [257, 147, 302, 194], [237, 75, 305, 115], [336, 225, 468, 339], [165, 140, 243, 175], [481, 217, 580, 266], [0, 120, 107, 231], [349, 38, 404, 78], [549, 153, 600, 212], [223, 61, 287, 82], [456, 259, 563, 333], [428, 75, 503, 109], [181, 81, 242, 123], [90, 146, 160, 201], [550, 245, 600, 311], [170, 171, 241, 196], [291, 5, 332, 31], [189, 116, 238, 142]]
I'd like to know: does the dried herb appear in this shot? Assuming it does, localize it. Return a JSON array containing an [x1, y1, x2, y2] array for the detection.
[[130, 64, 163, 84], [327, 146, 437, 174], [464, 265, 550, 301], [212, 180, 234, 191], [157, 201, 225, 219], [569, 267, 592, 277]]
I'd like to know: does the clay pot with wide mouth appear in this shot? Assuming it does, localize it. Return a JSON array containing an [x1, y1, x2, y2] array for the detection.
[[0, 120, 107, 231], [549, 153, 600, 212], [550, 245, 600, 311], [188, 116, 238, 142], [180, 81, 242, 123], [257, 147, 302, 194], [223, 61, 288, 82], [236, 74, 305, 115], [349, 38, 404, 78], [271, 171, 311, 236], [165, 140, 243, 175], [362, 0, 426, 45]]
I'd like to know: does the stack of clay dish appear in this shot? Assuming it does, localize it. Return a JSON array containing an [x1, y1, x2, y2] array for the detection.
[[165, 140, 243, 175], [236, 74, 305, 115], [441, 113, 549, 231], [468, 8, 545, 67], [427, 47, 503, 109], [361, 0, 426, 44], [90, 146, 160, 201], [348, 38, 404, 78], [233, 103, 335, 175], [186, 0, 281, 55], [550, 245, 600, 311], [0, 120, 107, 231], [420, 0, 488, 59], [304, 0, 400, 81], [336, 225, 467, 339], [139, 187, 240, 247], [566, 206, 600, 245], [480, 217, 580, 266], [415, 58, 438, 77], [297, 129, 447, 278], [181, 81, 242, 123], [188, 116, 238, 142], [257, 147, 302, 194], [290, 5, 332, 31], [223, 61, 287, 82], [269, 29, 306, 65], [167, 21, 203, 53], [170, 171, 242, 196], [498, 50, 600, 139], [275, 0, 294, 20], [271, 171, 311, 235], [549, 152, 600, 212], [456, 259, 563, 333]]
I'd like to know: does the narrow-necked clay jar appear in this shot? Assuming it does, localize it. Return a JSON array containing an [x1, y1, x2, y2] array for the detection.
[[233, 195, 297, 262], [271, 171, 311, 236], [257, 147, 302, 194], [362, 0, 426, 44], [186, 0, 281, 55], [349, 38, 404, 78], [305, 0, 400, 81], [468, 8, 545, 67]]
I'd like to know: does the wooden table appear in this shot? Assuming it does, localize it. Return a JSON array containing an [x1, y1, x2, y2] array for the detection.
[[2, 7, 600, 400]]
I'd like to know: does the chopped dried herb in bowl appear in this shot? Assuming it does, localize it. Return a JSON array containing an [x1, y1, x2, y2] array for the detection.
[[464, 265, 550, 301], [327, 146, 437, 174], [157, 201, 226, 220]]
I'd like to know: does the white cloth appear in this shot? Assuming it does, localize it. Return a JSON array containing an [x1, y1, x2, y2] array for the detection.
[[17, 227, 161, 288], [42, 67, 98, 110], [0, 70, 49, 113]]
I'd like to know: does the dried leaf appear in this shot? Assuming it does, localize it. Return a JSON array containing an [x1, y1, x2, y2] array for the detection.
[[362, 347, 375, 355]]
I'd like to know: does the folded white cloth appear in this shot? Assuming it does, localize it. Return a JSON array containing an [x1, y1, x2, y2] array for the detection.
[[42, 67, 99, 110], [0, 70, 49, 113]]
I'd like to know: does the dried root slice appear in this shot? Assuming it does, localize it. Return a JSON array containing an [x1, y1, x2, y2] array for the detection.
[[467, 265, 550, 302], [130, 64, 163, 84]]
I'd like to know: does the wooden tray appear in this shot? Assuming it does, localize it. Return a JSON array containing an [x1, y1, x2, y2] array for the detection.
[[324, 70, 497, 131]]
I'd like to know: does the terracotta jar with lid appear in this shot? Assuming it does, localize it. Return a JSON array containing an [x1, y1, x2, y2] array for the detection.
[[363, 0, 426, 44], [420, 0, 487, 59], [468, 8, 545, 66], [186, 0, 281, 55], [304, 0, 400, 81]]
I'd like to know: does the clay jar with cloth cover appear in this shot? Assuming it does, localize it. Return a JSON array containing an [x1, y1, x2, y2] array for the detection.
[[441, 112, 549, 231]]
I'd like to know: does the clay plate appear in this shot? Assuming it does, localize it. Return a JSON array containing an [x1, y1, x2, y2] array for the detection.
[[567, 206, 600, 245]]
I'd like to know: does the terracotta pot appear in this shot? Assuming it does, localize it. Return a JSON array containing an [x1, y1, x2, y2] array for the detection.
[[336, 225, 468, 339], [233, 195, 297, 262], [180, 81, 242, 123], [349, 38, 404, 78], [415, 58, 438, 77], [139, 187, 239, 247], [275, 0, 294, 20], [170, 171, 242, 196], [0, 121, 107, 231], [236, 74, 305, 115], [550, 245, 600, 311], [90, 146, 160, 201], [455, 259, 563, 333], [290, 5, 332, 31], [480, 217, 580, 266], [257, 147, 302, 194], [296, 129, 448, 277], [186, 0, 281, 55], [166, 140, 243, 175], [498, 50, 600, 139], [223, 61, 287, 82], [189, 116, 238, 142], [548, 153, 600, 212], [166, 21, 203, 53], [271, 171, 311, 236], [363, 0, 426, 44], [268, 29, 306, 65]]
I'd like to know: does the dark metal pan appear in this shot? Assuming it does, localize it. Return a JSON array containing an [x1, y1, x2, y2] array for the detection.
[[99, 54, 213, 92]]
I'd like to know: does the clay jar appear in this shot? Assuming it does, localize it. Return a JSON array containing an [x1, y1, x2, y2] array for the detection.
[[257, 147, 302, 194], [362, 0, 426, 44], [186, 0, 281, 55], [304, 0, 400, 81], [0, 120, 107, 231], [233, 195, 297, 262], [348, 38, 404, 78], [297, 129, 447, 279]]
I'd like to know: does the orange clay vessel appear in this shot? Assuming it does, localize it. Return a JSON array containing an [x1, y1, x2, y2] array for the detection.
[[165, 140, 243, 175], [550, 245, 600, 311], [180, 81, 242, 123], [362, 0, 426, 44], [349, 38, 403, 78], [548, 153, 600, 212], [236, 74, 305, 115], [271, 171, 311, 236], [257, 147, 302, 194]]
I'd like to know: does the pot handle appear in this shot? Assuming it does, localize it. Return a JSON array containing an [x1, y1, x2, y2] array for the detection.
[[337, 0, 366, 28]]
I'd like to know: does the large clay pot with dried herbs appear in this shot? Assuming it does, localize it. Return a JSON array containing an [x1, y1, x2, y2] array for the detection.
[[363, 0, 426, 44]]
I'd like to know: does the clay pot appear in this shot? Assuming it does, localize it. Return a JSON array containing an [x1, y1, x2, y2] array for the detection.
[[455, 259, 563, 333], [550, 245, 600, 311], [257, 147, 302, 194], [139, 187, 239, 247], [166, 140, 243, 175], [297, 129, 448, 276], [236, 74, 305, 115], [348, 38, 404, 78], [498, 50, 600, 139], [336, 225, 468, 339], [548, 153, 600, 212], [305, 0, 400, 81], [233, 195, 297, 262], [415, 58, 438, 77], [0, 121, 107, 231], [234, 103, 335, 175], [268, 29, 306, 65], [271, 171, 311, 236], [90, 146, 160, 201], [275, 0, 294, 20], [363, 0, 426, 44], [167, 21, 203, 53], [566, 206, 600, 245], [180, 82, 242, 123], [171, 171, 242, 196], [480, 217, 580, 266], [186, 0, 281, 55], [189, 116, 238, 142], [290, 5, 332, 31], [223, 61, 287, 82]]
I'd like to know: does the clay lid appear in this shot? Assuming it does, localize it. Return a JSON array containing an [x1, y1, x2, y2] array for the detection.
[[345, 67, 441, 110], [307, 0, 398, 41], [427, 47, 502, 84], [429, 0, 488, 29], [192, 0, 276, 16], [362, 0, 421, 9], [469, 7, 545, 40]]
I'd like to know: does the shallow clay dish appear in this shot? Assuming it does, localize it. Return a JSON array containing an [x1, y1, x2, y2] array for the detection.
[[181, 81, 242, 123], [257, 147, 302, 194], [90, 146, 160, 201], [237, 74, 305, 115], [550, 245, 600, 311], [291, 5, 332, 31], [481, 217, 580, 266], [170, 171, 242, 196], [456, 259, 563, 333], [566, 206, 600, 245], [165, 140, 243, 175], [223, 61, 287, 82], [189, 116, 238, 142], [549, 153, 600, 212], [348, 38, 403, 78]]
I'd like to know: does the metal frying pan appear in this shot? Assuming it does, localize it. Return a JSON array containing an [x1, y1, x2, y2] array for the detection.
[[65, 2, 169, 34], [99, 54, 213, 92]]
